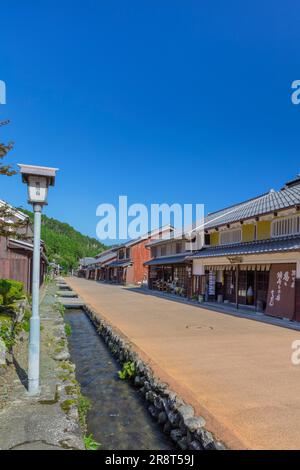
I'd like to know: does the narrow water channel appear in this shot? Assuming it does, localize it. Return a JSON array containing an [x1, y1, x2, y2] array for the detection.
[[65, 310, 173, 450]]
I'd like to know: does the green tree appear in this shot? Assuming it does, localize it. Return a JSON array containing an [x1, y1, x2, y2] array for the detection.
[[0, 202, 29, 238], [21, 210, 107, 272], [0, 141, 15, 176], [0, 128, 27, 237]]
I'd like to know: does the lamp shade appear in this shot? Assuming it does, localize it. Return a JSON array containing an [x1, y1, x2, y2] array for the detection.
[[27, 175, 49, 204], [18, 164, 59, 206]]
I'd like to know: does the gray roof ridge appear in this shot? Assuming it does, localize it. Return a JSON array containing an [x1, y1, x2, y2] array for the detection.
[[205, 191, 270, 220], [206, 179, 300, 224]]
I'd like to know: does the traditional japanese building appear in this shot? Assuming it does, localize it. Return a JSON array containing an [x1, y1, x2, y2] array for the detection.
[[106, 227, 173, 286], [144, 231, 200, 297], [78, 257, 97, 278], [0, 200, 47, 292], [78, 249, 117, 281], [144, 175, 300, 322], [94, 249, 117, 281], [190, 175, 300, 322], [77, 227, 174, 286]]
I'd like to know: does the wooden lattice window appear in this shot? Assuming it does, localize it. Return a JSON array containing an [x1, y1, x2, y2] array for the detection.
[[271, 215, 300, 238], [220, 229, 242, 245]]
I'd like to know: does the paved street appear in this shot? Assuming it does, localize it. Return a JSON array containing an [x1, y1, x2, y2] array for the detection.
[[67, 277, 300, 450]]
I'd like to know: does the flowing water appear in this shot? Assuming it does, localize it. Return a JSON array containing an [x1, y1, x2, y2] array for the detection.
[[65, 309, 173, 450]]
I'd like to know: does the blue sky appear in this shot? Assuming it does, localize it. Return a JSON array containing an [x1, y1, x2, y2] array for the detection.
[[1, 1, 300, 243]]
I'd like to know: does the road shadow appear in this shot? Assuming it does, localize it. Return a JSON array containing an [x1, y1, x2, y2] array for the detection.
[[13, 356, 28, 391], [124, 287, 300, 331], [124, 286, 194, 306]]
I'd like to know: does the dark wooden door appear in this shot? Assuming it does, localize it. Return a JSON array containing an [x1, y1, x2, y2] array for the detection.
[[224, 271, 236, 302]]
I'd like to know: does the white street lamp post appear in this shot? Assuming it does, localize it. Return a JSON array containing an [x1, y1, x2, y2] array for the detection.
[[18, 164, 58, 395]]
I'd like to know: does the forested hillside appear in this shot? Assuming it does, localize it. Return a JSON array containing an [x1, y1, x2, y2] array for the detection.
[[22, 210, 106, 271]]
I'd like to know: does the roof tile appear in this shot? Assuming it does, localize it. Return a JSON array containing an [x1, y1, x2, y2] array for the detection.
[[204, 182, 300, 230], [190, 235, 300, 259]]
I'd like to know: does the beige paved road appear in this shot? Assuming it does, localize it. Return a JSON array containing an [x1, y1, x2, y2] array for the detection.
[[66, 277, 300, 450]]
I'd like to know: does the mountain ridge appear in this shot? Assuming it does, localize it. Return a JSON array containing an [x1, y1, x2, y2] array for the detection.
[[21, 209, 107, 271]]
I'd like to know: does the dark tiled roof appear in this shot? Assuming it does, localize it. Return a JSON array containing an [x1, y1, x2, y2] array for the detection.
[[116, 225, 175, 250], [146, 233, 182, 247], [80, 257, 97, 267], [190, 235, 300, 259], [108, 259, 132, 268], [8, 238, 48, 263], [95, 252, 117, 265], [145, 253, 191, 266], [95, 248, 117, 258], [204, 182, 300, 230], [102, 257, 118, 267]]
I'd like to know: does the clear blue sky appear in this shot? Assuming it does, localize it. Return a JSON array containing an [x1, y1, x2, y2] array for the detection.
[[1, 1, 300, 243]]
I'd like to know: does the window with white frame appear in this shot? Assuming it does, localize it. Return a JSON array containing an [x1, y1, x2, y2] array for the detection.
[[271, 215, 300, 238], [220, 229, 242, 245]]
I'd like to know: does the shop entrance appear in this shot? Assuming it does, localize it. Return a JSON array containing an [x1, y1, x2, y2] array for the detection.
[[224, 270, 236, 303], [238, 270, 255, 305], [204, 265, 270, 310], [149, 264, 190, 296]]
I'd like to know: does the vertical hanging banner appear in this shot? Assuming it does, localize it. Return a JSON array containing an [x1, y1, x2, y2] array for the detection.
[[266, 263, 296, 320], [208, 270, 216, 296]]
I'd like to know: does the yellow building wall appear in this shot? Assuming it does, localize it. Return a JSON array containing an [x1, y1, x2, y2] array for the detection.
[[242, 224, 255, 242], [257, 220, 271, 240], [210, 232, 219, 246]]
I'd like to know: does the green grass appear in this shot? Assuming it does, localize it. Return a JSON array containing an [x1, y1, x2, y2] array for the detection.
[[84, 434, 101, 450], [0, 316, 14, 349], [78, 393, 92, 428], [64, 323, 72, 336], [54, 302, 65, 317], [60, 399, 75, 413], [118, 361, 136, 380]]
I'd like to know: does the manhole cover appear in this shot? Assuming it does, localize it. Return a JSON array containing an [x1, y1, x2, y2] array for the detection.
[[185, 324, 214, 331]]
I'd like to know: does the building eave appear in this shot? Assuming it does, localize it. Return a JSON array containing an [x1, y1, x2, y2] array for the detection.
[[189, 235, 300, 260]]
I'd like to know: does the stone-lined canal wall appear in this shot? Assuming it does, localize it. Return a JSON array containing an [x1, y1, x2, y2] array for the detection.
[[84, 305, 226, 451]]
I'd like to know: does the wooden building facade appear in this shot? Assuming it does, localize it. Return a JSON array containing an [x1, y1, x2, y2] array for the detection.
[[0, 201, 47, 293], [80, 227, 174, 287], [145, 237, 196, 298], [144, 175, 300, 323]]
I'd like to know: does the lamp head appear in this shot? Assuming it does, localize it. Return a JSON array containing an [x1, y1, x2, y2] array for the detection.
[[18, 164, 58, 205]]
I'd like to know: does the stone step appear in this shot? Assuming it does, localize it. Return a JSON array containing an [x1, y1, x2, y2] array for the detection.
[[56, 291, 78, 298], [58, 297, 85, 308]]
